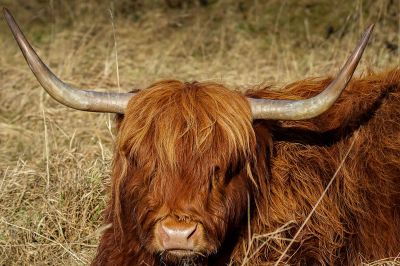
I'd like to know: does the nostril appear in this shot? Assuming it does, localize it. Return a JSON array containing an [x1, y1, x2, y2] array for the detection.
[[186, 223, 197, 239]]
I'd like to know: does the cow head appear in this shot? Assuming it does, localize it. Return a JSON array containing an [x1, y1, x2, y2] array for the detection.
[[114, 80, 256, 262], [3, 8, 373, 264]]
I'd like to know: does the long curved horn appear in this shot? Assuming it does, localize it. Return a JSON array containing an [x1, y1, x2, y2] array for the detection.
[[3, 8, 134, 113], [248, 24, 374, 120]]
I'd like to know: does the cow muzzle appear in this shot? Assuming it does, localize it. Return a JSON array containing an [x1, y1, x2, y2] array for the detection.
[[155, 217, 203, 255]]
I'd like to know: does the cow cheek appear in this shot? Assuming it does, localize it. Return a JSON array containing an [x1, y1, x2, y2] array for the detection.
[[225, 174, 251, 227], [204, 175, 250, 247], [122, 179, 161, 246]]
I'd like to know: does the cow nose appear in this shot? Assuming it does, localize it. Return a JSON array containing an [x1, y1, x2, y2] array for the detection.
[[158, 218, 199, 251]]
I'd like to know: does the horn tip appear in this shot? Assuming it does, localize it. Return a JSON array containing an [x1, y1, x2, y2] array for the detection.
[[367, 24, 375, 33], [3, 7, 11, 16], [362, 24, 375, 45], [364, 24, 375, 38], [3, 7, 13, 22]]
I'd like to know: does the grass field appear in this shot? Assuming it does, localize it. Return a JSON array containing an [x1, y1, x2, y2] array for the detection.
[[0, 0, 399, 265]]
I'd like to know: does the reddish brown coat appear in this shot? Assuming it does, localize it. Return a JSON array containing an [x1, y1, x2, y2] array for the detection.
[[93, 69, 400, 265]]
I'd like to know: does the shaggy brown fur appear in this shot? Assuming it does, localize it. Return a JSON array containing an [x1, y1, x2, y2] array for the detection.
[[93, 69, 400, 265]]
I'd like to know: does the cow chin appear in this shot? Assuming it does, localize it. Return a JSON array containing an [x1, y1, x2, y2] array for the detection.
[[157, 250, 207, 266]]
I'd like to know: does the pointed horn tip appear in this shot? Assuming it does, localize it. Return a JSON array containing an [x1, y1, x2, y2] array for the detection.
[[368, 24, 375, 30], [367, 24, 375, 33], [364, 24, 375, 38], [360, 24, 375, 48], [3, 7, 14, 24], [3, 7, 11, 16]]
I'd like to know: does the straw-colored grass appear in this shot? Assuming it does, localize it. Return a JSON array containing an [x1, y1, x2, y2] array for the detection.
[[0, 0, 399, 265]]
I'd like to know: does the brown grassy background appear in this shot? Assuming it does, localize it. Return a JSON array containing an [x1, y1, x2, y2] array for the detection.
[[0, 0, 399, 265]]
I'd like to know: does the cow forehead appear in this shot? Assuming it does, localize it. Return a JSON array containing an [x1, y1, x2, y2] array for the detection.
[[117, 80, 256, 170]]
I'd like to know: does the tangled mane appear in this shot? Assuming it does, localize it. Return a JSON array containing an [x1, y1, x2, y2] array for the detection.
[[119, 80, 254, 169]]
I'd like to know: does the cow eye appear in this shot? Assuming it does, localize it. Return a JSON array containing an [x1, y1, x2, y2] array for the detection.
[[225, 162, 244, 181], [210, 166, 221, 190]]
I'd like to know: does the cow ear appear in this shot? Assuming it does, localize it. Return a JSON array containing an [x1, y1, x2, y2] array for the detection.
[[253, 121, 274, 161], [114, 88, 141, 132], [251, 121, 273, 195], [115, 113, 125, 132], [210, 166, 223, 190]]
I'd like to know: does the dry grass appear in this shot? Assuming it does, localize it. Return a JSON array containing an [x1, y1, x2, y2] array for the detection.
[[0, 0, 399, 265]]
